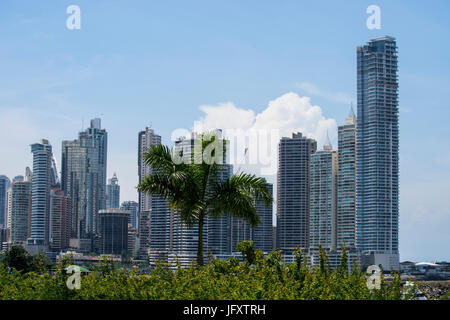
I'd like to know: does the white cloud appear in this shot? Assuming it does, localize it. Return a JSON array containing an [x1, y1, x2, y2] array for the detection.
[[197, 92, 337, 147], [198, 102, 255, 130], [193, 92, 337, 215]]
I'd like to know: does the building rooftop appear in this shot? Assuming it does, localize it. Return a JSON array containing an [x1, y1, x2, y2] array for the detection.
[[370, 35, 396, 42]]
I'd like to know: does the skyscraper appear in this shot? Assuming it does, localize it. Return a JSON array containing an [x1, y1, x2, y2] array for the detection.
[[231, 183, 274, 253], [61, 118, 108, 242], [356, 36, 399, 270], [337, 106, 357, 249], [231, 214, 250, 253], [106, 173, 120, 209], [0, 175, 10, 228], [29, 139, 58, 246], [309, 137, 337, 251], [49, 188, 71, 252], [252, 183, 274, 253], [277, 132, 317, 254], [138, 126, 165, 258], [173, 131, 233, 259], [206, 164, 233, 256], [120, 201, 139, 229], [6, 169, 32, 244], [98, 208, 130, 255]]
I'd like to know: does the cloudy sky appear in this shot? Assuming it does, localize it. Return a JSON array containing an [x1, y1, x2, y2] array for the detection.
[[0, 0, 449, 261]]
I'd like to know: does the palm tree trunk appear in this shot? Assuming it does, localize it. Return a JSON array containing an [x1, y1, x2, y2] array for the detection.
[[197, 213, 204, 266]]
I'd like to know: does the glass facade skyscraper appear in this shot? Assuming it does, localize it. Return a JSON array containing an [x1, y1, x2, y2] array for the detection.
[[120, 200, 139, 229], [29, 139, 58, 246], [61, 118, 108, 242], [277, 132, 317, 253], [231, 183, 273, 253], [106, 173, 120, 209], [98, 208, 130, 255], [0, 175, 10, 228], [337, 107, 357, 249], [356, 36, 399, 270], [138, 126, 166, 259], [206, 163, 233, 256]]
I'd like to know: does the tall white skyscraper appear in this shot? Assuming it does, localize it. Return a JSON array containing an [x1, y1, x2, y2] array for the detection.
[[29, 139, 58, 247]]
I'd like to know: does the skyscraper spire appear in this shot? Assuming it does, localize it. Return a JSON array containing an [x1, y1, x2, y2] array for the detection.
[[323, 131, 332, 151], [345, 102, 356, 125]]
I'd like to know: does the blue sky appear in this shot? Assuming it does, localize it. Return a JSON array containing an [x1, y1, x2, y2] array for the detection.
[[0, 0, 449, 261]]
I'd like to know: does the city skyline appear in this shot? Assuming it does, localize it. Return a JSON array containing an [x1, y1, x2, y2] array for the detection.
[[1, 1, 449, 262]]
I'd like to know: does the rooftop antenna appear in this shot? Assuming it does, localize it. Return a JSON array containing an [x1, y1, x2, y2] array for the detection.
[[81, 117, 84, 131]]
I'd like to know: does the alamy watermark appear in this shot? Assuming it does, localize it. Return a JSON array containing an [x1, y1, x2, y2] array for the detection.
[[66, 5, 81, 30], [66, 265, 81, 290], [366, 265, 382, 290], [366, 5, 381, 30], [170, 127, 280, 176]]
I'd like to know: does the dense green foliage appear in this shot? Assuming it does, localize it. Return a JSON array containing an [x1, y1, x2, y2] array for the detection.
[[0, 242, 418, 300], [138, 133, 272, 265], [1, 245, 53, 274]]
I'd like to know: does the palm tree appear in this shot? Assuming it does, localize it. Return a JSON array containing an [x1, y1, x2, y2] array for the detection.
[[138, 132, 272, 266]]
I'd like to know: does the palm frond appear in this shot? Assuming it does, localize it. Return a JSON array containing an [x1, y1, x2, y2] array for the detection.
[[143, 144, 189, 174], [207, 173, 273, 227]]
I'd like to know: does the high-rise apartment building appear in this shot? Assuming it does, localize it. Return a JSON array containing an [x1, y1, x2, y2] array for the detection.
[[231, 183, 273, 253], [0, 176, 10, 228], [106, 173, 120, 209], [172, 132, 233, 261], [309, 137, 337, 251], [29, 139, 58, 246], [337, 106, 357, 249], [49, 188, 71, 252], [6, 169, 32, 244], [277, 132, 317, 254], [138, 126, 164, 258], [356, 36, 399, 270], [206, 163, 233, 256], [61, 118, 108, 242], [230, 216, 251, 253], [128, 224, 138, 257]]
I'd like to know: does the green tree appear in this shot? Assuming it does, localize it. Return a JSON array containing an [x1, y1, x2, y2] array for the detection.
[[236, 240, 257, 266], [2, 245, 33, 273], [1, 245, 53, 274], [138, 132, 272, 265], [32, 253, 54, 273]]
